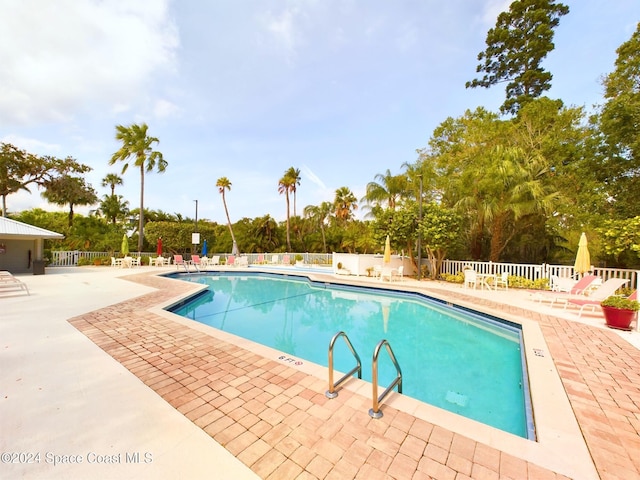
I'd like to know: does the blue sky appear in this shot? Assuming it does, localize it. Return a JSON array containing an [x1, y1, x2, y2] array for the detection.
[[1, 1, 639, 224]]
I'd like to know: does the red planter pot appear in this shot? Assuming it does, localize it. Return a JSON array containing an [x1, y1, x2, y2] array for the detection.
[[601, 305, 637, 331]]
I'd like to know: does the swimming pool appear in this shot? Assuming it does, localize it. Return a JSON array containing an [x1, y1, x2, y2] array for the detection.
[[168, 272, 534, 438]]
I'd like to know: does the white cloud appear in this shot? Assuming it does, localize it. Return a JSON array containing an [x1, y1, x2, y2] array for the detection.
[[481, 0, 512, 26], [302, 164, 327, 191], [0, 134, 61, 155], [259, 7, 302, 63], [153, 99, 180, 119], [0, 0, 179, 127]]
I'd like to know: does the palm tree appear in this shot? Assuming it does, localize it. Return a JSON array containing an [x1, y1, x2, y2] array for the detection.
[[334, 186, 358, 224], [361, 169, 408, 213], [454, 146, 560, 261], [216, 177, 238, 254], [101, 173, 123, 197], [98, 194, 129, 225], [278, 170, 296, 251], [285, 167, 301, 217], [304, 201, 333, 253], [109, 123, 166, 252]]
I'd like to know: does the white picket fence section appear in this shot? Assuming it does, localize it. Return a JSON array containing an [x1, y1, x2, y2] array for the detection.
[[440, 260, 640, 291], [49, 251, 333, 267], [48, 250, 640, 290]]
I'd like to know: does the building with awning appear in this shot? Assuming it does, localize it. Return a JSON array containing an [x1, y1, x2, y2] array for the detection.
[[0, 217, 64, 274]]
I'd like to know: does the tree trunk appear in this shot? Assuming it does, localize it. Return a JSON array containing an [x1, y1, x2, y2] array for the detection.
[[222, 192, 237, 248], [285, 191, 291, 251], [138, 163, 145, 253]]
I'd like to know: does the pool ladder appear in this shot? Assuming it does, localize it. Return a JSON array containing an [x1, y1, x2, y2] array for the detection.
[[325, 332, 403, 419], [325, 331, 362, 399]]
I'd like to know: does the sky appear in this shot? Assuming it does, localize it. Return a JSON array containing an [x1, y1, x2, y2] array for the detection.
[[1, 0, 639, 224]]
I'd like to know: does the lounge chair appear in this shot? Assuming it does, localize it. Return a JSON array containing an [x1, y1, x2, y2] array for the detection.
[[534, 274, 599, 306], [226, 255, 235, 266], [190, 255, 202, 272], [0, 271, 30, 296], [256, 254, 265, 264], [550, 275, 578, 292], [270, 255, 279, 264], [282, 255, 290, 265], [210, 255, 220, 266], [565, 278, 631, 317], [174, 255, 189, 272], [236, 256, 248, 267]]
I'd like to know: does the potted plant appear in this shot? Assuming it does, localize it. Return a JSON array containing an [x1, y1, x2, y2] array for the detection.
[[600, 295, 639, 331]]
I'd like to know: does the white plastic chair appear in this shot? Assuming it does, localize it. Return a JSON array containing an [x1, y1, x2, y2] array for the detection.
[[392, 266, 404, 282], [464, 269, 477, 289], [495, 272, 509, 290]]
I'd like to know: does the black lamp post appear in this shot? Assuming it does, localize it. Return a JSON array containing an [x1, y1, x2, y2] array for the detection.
[[417, 174, 423, 281]]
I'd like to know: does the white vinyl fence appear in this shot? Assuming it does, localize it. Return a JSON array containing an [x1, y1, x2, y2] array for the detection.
[[440, 260, 640, 291], [48, 251, 640, 290], [49, 251, 333, 267]]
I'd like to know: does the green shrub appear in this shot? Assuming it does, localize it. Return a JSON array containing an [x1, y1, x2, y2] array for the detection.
[[440, 272, 464, 284], [601, 295, 640, 311]]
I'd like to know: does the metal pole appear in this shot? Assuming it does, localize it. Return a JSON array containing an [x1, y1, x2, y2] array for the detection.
[[417, 175, 423, 281], [194, 200, 198, 232]]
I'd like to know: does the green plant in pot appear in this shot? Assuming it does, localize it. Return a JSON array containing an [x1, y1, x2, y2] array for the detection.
[[600, 295, 639, 331]]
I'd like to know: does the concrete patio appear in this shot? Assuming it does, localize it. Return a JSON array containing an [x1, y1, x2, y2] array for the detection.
[[1, 266, 639, 479]]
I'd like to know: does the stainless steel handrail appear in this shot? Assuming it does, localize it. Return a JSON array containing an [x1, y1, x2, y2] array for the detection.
[[325, 331, 362, 399], [369, 339, 403, 419]]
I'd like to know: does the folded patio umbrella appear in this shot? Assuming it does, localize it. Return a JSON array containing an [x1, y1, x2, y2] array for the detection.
[[157, 237, 162, 256], [121, 234, 129, 256], [202, 239, 208, 256], [383, 235, 391, 264], [574, 232, 591, 275]]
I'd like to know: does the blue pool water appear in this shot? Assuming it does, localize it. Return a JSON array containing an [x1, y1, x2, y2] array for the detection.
[[168, 272, 533, 438]]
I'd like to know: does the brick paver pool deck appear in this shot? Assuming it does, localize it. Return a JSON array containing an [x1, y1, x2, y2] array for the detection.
[[64, 270, 640, 480]]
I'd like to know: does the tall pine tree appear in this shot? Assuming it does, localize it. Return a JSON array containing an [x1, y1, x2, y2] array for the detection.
[[466, 0, 569, 115]]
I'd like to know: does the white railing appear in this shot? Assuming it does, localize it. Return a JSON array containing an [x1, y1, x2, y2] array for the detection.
[[441, 260, 640, 290], [49, 251, 333, 267], [46, 251, 640, 291]]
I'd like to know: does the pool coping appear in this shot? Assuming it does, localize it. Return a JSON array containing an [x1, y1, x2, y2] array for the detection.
[[150, 268, 599, 479]]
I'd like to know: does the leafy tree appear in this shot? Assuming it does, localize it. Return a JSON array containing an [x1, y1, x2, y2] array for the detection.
[[247, 215, 280, 252], [466, 0, 569, 114], [597, 216, 640, 267], [371, 205, 417, 261], [216, 177, 238, 254], [596, 22, 640, 218], [110, 123, 167, 252], [418, 203, 462, 279], [0, 143, 48, 216], [333, 186, 358, 224], [339, 220, 375, 253], [41, 175, 98, 226], [144, 221, 217, 255]]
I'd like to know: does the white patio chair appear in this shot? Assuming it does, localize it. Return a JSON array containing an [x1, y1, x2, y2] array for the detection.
[[495, 272, 509, 290], [463, 269, 477, 289]]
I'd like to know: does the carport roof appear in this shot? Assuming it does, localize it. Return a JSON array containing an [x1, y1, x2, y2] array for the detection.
[[0, 216, 64, 240]]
